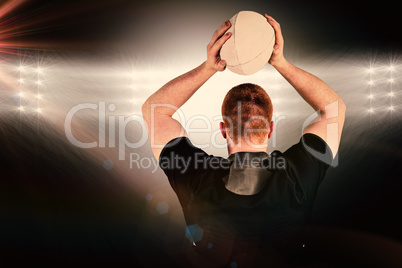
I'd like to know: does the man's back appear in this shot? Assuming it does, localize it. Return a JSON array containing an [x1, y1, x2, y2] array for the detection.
[[160, 134, 332, 265]]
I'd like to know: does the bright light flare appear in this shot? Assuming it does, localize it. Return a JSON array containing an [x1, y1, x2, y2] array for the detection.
[[0, 0, 24, 18], [17, 65, 26, 72], [0, 0, 45, 57]]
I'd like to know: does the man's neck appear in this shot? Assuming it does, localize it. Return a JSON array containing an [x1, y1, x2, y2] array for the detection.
[[228, 142, 268, 156]]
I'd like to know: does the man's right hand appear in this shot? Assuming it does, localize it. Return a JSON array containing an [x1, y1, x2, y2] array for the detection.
[[264, 14, 286, 68]]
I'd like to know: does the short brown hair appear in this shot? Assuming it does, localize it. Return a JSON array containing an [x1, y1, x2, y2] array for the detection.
[[221, 83, 273, 144]]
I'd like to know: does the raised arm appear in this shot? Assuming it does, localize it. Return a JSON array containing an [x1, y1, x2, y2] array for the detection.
[[265, 14, 346, 158], [142, 20, 232, 160]]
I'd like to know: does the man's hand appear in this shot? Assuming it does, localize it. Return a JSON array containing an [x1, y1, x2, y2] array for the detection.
[[264, 14, 286, 68], [205, 20, 232, 72]]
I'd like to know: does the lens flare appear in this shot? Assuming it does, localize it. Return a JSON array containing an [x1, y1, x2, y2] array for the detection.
[[0, 0, 27, 56]]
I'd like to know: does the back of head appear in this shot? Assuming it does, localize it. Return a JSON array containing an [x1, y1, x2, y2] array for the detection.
[[222, 83, 273, 145]]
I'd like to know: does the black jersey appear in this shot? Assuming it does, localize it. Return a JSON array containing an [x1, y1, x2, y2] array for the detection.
[[159, 134, 332, 266]]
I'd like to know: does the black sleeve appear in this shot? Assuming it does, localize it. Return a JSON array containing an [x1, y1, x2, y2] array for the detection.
[[159, 137, 209, 206], [281, 133, 333, 205]]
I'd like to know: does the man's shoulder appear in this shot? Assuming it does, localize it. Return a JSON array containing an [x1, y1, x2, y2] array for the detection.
[[283, 133, 333, 167], [159, 136, 201, 159], [159, 136, 230, 173]]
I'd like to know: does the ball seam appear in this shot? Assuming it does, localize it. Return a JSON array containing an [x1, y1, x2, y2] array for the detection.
[[226, 33, 275, 67]]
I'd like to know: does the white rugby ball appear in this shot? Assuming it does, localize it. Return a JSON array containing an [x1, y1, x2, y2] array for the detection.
[[220, 11, 275, 75]]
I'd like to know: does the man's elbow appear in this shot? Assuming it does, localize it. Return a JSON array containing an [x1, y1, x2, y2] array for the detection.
[[141, 98, 149, 110]]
